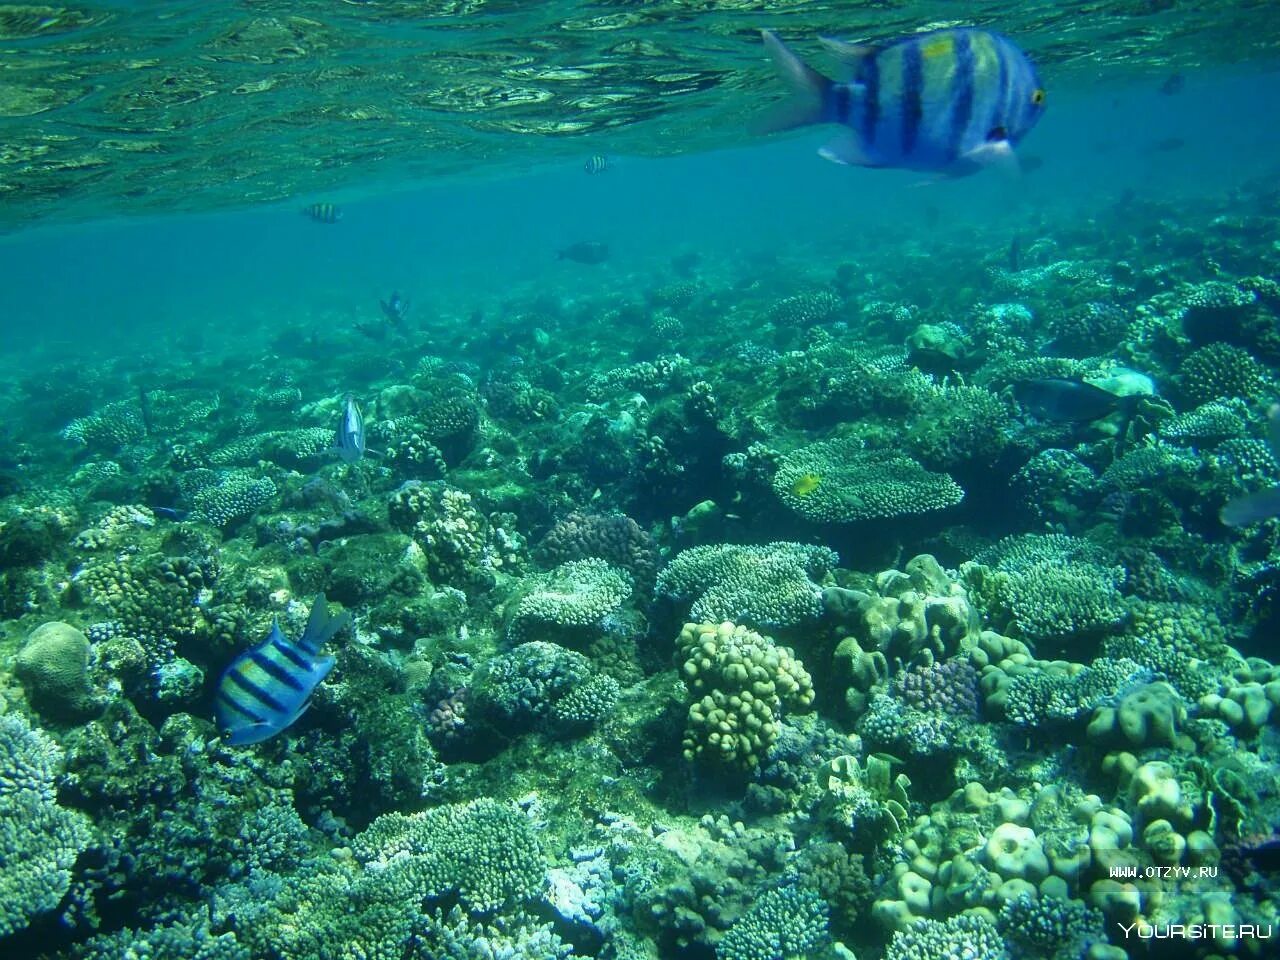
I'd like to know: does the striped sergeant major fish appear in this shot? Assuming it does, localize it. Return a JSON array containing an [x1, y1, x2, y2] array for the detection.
[[584, 154, 610, 175], [303, 202, 342, 223], [335, 394, 365, 463], [757, 27, 1045, 177], [215, 594, 351, 745]]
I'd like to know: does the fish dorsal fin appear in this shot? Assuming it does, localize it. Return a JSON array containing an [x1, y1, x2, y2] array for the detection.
[[818, 36, 877, 74]]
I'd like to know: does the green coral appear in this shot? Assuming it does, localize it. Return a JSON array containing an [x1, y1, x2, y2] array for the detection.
[[207, 428, 334, 468], [676, 621, 814, 771], [0, 713, 93, 939], [473, 641, 618, 737], [772, 439, 963, 522], [1177, 342, 1265, 407], [999, 658, 1152, 727], [388, 481, 522, 589], [716, 886, 829, 960], [657, 542, 836, 630], [884, 913, 1005, 960], [61, 400, 145, 451], [967, 535, 1126, 646], [352, 798, 545, 915], [189, 471, 277, 528], [507, 558, 632, 642], [998, 893, 1104, 960]]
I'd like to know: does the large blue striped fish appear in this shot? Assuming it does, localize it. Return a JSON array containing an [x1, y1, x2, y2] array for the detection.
[[215, 594, 350, 745], [758, 27, 1045, 177]]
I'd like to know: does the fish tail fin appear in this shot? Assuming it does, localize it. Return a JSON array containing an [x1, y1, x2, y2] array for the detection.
[[299, 593, 352, 654], [753, 30, 835, 135], [1113, 395, 1141, 458]]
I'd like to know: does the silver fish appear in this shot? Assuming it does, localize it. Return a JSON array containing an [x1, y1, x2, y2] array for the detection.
[[335, 394, 366, 464]]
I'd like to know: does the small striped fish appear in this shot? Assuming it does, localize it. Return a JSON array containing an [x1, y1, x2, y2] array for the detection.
[[303, 202, 342, 223], [758, 28, 1045, 176], [334, 394, 365, 464], [215, 594, 350, 745], [583, 154, 610, 175]]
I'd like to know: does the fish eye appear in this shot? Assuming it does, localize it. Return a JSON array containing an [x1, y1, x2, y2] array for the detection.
[[1031, 88, 1046, 106]]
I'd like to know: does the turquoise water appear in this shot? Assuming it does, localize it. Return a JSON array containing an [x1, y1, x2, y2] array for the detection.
[[3, 12, 1280, 960]]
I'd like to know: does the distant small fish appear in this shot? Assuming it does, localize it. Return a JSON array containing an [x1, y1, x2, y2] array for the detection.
[[671, 251, 702, 277], [1151, 137, 1186, 153], [1014, 377, 1143, 453], [1021, 154, 1045, 173], [791, 473, 822, 496], [584, 154, 611, 175], [1222, 404, 1280, 527], [557, 241, 610, 265], [757, 27, 1046, 177], [1159, 72, 1185, 96], [304, 202, 342, 223], [215, 594, 350, 746], [335, 394, 366, 463], [1008, 236, 1022, 272], [380, 291, 410, 324]]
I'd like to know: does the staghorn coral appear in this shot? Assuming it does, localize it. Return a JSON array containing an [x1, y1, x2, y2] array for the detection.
[[772, 439, 963, 522], [884, 913, 1005, 960], [657, 541, 836, 630], [352, 797, 545, 916], [715, 886, 829, 960], [0, 713, 93, 939]]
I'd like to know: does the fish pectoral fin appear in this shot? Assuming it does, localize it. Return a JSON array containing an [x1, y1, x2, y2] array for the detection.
[[818, 131, 875, 167], [958, 139, 1021, 176]]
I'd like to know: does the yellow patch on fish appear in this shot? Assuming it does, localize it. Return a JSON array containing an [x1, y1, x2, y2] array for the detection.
[[921, 36, 955, 61], [791, 473, 822, 496]]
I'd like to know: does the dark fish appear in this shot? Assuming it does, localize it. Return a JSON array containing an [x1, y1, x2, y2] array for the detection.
[[757, 28, 1046, 176], [1159, 72, 1185, 96], [1014, 377, 1138, 423], [584, 154, 610, 175], [1014, 377, 1142, 454], [1151, 137, 1186, 153], [557, 241, 610, 264], [1021, 154, 1045, 173], [304, 202, 342, 223], [1008, 236, 1022, 272], [334, 394, 366, 464], [1222, 404, 1280, 526], [380, 291, 410, 324], [215, 594, 350, 746], [671, 251, 702, 277], [154, 506, 190, 522]]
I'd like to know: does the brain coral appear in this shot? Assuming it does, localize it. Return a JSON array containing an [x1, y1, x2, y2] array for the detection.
[[771, 439, 963, 522], [15, 621, 98, 720], [657, 541, 837, 630]]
